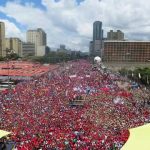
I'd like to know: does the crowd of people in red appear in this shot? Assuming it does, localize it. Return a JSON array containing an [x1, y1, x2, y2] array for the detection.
[[0, 60, 150, 150]]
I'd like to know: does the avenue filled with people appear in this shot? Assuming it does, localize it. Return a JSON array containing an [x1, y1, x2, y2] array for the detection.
[[0, 60, 150, 149]]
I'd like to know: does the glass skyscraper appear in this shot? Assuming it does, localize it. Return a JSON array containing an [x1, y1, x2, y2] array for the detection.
[[90, 21, 103, 57], [93, 21, 103, 41]]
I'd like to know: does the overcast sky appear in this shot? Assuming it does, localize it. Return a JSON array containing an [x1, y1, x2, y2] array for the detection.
[[0, 0, 150, 51]]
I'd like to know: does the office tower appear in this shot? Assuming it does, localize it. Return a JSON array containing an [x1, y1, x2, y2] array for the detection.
[[22, 42, 35, 57], [91, 21, 103, 57], [27, 28, 47, 56], [0, 22, 6, 57], [93, 21, 103, 41], [5, 38, 22, 57], [104, 41, 150, 62], [107, 30, 124, 40]]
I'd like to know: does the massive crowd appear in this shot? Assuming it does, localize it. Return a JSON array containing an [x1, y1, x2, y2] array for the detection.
[[0, 60, 150, 150]]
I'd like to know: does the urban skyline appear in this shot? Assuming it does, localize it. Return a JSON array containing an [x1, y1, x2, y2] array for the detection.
[[0, 21, 84, 58], [90, 21, 150, 62], [0, 0, 150, 52], [0, 21, 48, 57]]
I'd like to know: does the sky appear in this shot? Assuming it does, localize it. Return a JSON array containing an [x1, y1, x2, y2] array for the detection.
[[0, 0, 150, 52]]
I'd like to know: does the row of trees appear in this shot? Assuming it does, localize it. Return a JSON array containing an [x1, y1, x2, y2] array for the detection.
[[26, 51, 89, 63], [0, 53, 20, 61], [0, 51, 89, 63], [119, 67, 150, 86]]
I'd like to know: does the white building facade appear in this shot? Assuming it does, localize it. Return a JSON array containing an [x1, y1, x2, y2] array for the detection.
[[27, 28, 47, 56]]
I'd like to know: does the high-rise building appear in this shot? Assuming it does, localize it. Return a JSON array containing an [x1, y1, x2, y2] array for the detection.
[[93, 21, 103, 41], [27, 28, 47, 56], [107, 30, 124, 40], [90, 21, 104, 57], [0, 22, 6, 57], [5, 38, 22, 56]]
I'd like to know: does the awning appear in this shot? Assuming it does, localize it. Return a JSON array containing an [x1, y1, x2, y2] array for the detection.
[[121, 123, 150, 150]]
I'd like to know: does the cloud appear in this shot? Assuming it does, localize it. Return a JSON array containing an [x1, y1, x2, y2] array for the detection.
[[1, 19, 24, 39], [0, 0, 150, 51]]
